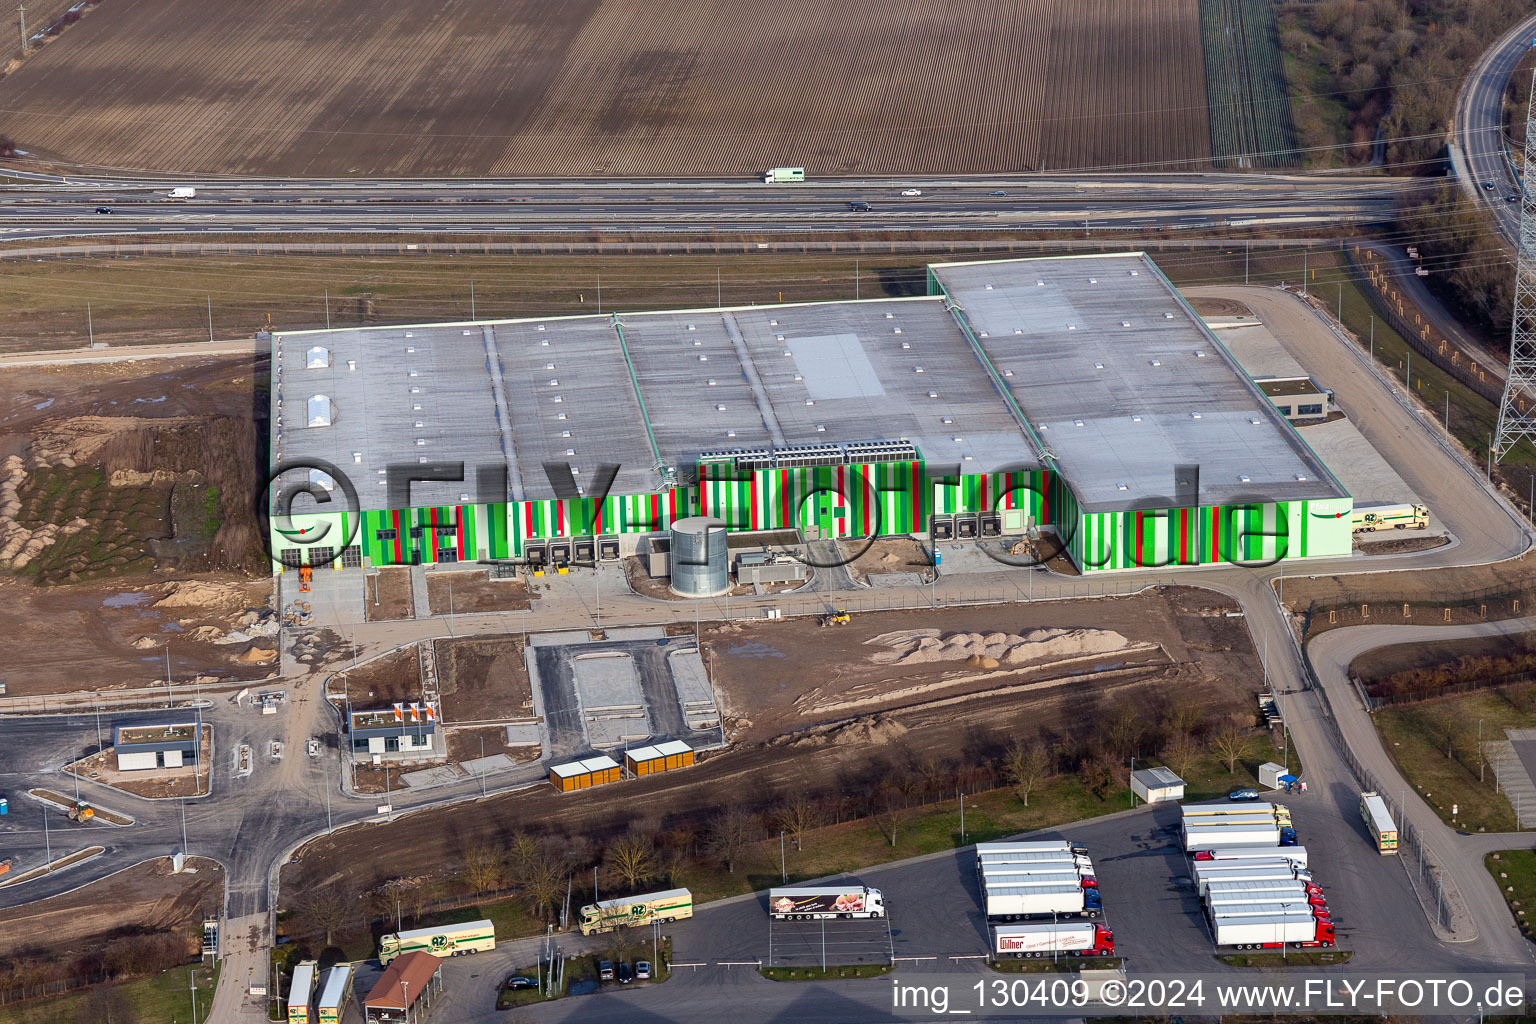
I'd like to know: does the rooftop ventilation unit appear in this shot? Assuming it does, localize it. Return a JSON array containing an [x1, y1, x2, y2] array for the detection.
[[306, 346, 330, 369], [1120, 321, 1131, 328], [347, 360, 356, 371]]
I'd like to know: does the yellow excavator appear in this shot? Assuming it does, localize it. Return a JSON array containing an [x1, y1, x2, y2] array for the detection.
[[821, 609, 850, 627]]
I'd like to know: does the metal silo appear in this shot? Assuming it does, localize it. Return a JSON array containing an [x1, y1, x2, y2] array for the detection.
[[669, 517, 729, 597]]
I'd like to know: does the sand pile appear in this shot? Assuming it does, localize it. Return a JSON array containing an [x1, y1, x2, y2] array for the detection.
[[237, 647, 277, 664], [155, 581, 245, 611], [867, 627, 1143, 666], [783, 714, 908, 749]]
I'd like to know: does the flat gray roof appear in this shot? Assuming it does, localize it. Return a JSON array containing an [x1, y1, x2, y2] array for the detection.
[[930, 254, 1345, 512], [272, 254, 1343, 516]]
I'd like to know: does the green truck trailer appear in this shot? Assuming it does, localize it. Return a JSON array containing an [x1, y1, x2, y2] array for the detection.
[[378, 919, 495, 964], [579, 888, 693, 935]]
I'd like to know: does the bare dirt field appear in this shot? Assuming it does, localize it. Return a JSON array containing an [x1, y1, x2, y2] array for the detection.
[[1356, 534, 1451, 556], [436, 636, 532, 722], [365, 569, 414, 621], [282, 587, 1261, 901], [445, 725, 539, 765], [0, 0, 1210, 177], [336, 647, 421, 706], [425, 571, 529, 615], [0, 857, 221, 963], [705, 586, 1247, 743]]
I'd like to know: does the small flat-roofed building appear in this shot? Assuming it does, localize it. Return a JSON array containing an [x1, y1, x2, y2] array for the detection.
[[1130, 766, 1186, 804], [348, 705, 437, 757], [625, 740, 695, 776], [362, 951, 442, 1022], [548, 754, 622, 792], [114, 722, 199, 772], [1253, 376, 1330, 421]]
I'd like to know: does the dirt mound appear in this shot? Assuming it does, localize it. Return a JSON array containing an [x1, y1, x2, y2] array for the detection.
[[29, 416, 190, 464], [867, 627, 1145, 666], [780, 714, 908, 749], [236, 647, 277, 664], [155, 581, 245, 611]]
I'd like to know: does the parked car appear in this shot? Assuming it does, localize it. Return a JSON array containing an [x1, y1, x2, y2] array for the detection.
[[598, 960, 614, 982], [901, 188, 922, 197], [635, 960, 652, 981], [505, 975, 536, 990], [618, 961, 633, 985], [1227, 788, 1260, 801]]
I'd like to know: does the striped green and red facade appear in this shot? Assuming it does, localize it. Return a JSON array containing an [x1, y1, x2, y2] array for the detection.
[[273, 457, 1350, 573]]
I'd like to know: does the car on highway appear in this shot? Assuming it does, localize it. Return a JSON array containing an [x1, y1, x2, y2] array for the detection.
[[95, 206, 112, 214], [635, 960, 652, 981], [1508, 193, 1521, 203], [989, 190, 1008, 196], [1483, 180, 1496, 191], [505, 975, 536, 990], [848, 201, 872, 212], [901, 188, 922, 197], [1227, 788, 1260, 801], [618, 961, 633, 985], [598, 960, 614, 982]]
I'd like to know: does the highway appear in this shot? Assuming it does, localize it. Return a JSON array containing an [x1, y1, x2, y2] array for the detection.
[[1452, 10, 1536, 243], [0, 173, 1431, 241]]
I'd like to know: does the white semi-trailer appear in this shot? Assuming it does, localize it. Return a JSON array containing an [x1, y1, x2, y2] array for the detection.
[[1192, 846, 1308, 868], [1212, 913, 1334, 950], [984, 883, 1102, 921], [991, 922, 1115, 959], [768, 886, 884, 920], [1183, 824, 1281, 851]]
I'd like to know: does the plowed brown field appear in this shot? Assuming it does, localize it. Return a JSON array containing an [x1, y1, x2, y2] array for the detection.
[[0, 0, 1211, 176]]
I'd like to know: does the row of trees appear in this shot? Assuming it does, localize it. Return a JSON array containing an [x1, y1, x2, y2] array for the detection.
[[1369, 650, 1536, 701], [0, 931, 193, 1011]]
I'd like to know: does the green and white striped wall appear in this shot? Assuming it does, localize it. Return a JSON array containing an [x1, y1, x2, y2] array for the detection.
[[269, 462, 1350, 571]]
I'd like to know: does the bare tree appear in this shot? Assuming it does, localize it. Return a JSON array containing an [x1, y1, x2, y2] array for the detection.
[[774, 795, 822, 852], [521, 847, 568, 921], [1209, 720, 1253, 775], [506, 829, 542, 882], [1160, 731, 1204, 781], [1001, 740, 1051, 807], [1102, 700, 1144, 761], [1161, 704, 1203, 741], [462, 842, 505, 897], [705, 806, 756, 874], [300, 884, 352, 947], [605, 827, 657, 890], [871, 786, 913, 847], [75, 985, 135, 1024]]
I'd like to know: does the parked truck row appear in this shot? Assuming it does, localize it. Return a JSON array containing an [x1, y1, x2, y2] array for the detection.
[[1193, 846, 1334, 951], [1180, 800, 1296, 852], [974, 840, 1112, 958]]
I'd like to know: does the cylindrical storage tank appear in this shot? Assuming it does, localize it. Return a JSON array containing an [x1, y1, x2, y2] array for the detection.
[[669, 516, 730, 597]]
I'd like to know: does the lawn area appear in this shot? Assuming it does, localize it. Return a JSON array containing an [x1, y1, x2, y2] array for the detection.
[[1215, 950, 1352, 968], [680, 745, 1290, 906], [1374, 689, 1535, 834], [1485, 850, 1536, 941], [760, 964, 893, 982], [0, 962, 218, 1024], [413, 900, 541, 945], [988, 956, 1124, 974]]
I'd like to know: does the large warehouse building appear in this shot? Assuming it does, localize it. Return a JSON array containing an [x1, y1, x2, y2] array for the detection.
[[268, 253, 1352, 574]]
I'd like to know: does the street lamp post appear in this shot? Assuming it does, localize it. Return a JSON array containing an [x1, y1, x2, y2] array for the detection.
[[779, 830, 787, 884]]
